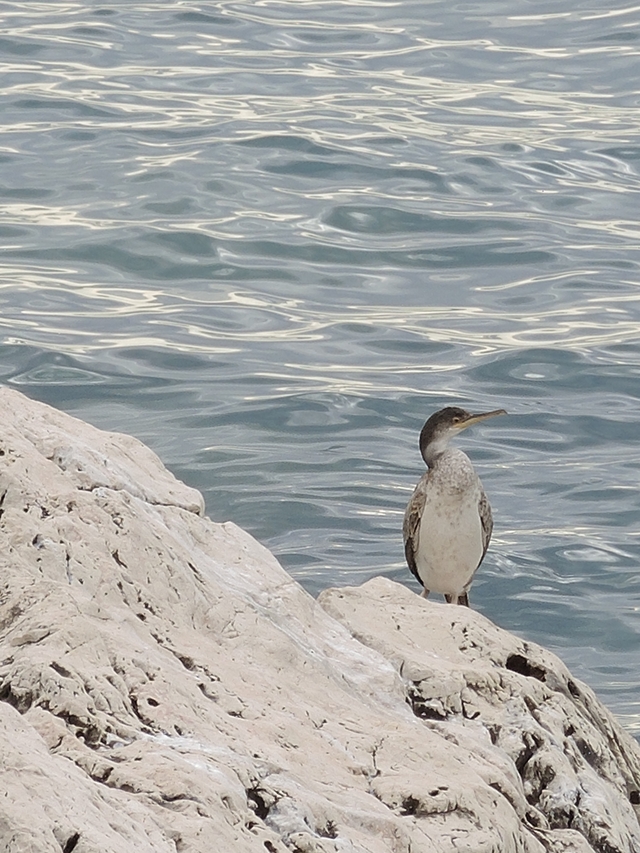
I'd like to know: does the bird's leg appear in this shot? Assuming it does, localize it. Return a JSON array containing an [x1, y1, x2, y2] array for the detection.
[[420, 587, 430, 599], [443, 592, 470, 605]]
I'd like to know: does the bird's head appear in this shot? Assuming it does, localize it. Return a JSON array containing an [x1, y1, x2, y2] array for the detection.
[[419, 406, 506, 467]]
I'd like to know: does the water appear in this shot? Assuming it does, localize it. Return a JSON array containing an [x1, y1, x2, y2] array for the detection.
[[2, 0, 640, 735]]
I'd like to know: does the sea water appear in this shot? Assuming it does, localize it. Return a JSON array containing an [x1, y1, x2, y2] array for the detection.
[[2, 0, 640, 735]]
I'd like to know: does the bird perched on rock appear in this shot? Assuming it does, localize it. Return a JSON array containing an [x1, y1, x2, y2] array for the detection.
[[403, 406, 506, 606]]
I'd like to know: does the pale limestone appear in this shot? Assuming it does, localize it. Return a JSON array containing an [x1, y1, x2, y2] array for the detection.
[[0, 386, 638, 853]]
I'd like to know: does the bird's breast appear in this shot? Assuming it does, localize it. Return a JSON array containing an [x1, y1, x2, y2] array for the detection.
[[414, 452, 486, 595]]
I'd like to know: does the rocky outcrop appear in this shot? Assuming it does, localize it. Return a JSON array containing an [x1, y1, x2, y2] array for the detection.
[[0, 386, 639, 853]]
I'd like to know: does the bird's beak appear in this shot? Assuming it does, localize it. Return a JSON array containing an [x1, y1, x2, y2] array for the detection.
[[458, 409, 507, 430]]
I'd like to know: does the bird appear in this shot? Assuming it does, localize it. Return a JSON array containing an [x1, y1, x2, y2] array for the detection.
[[403, 406, 506, 606]]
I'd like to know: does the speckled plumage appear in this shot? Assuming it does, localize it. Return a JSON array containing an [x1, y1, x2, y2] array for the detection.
[[403, 406, 504, 606]]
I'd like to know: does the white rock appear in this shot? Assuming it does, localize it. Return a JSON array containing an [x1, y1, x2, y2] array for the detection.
[[0, 386, 638, 853]]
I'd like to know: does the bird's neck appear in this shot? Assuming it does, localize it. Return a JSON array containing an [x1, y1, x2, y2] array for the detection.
[[430, 448, 478, 493], [421, 436, 451, 469]]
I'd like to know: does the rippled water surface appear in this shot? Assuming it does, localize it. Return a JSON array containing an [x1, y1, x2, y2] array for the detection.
[[3, 1, 640, 733]]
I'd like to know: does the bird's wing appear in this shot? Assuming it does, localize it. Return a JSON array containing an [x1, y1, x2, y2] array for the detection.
[[477, 488, 493, 568], [403, 473, 429, 585]]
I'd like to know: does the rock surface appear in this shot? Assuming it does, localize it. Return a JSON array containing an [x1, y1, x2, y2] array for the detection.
[[0, 386, 639, 853]]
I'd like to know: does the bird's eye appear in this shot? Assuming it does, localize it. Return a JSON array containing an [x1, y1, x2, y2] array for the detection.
[[452, 415, 461, 423]]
